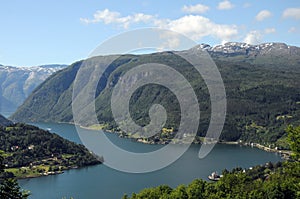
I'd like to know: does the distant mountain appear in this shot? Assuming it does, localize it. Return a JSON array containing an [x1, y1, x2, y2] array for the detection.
[[0, 64, 67, 115], [193, 42, 300, 69], [0, 114, 12, 127], [198, 42, 300, 55], [11, 43, 300, 144]]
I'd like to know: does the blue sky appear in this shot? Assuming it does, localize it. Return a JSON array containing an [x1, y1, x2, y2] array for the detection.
[[1, 0, 299, 66]]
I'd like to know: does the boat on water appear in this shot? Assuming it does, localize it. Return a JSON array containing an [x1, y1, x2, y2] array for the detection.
[[208, 171, 222, 181]]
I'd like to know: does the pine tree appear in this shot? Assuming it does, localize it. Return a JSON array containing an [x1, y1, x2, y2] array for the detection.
[[0, 155, 30, 199]]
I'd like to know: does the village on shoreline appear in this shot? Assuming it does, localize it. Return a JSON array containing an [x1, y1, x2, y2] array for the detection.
[[81, 124, 292, 160]]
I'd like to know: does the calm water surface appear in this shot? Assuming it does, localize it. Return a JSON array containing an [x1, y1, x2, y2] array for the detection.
[[19, 122, 282, 199]]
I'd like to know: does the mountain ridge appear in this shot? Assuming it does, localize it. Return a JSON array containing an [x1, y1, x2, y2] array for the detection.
[[0, 64, 67, 114], [10, 42, 300, 145], [194, 42, 300, 55], [189, 42, 300, 70]]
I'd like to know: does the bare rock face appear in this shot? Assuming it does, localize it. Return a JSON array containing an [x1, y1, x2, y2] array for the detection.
[[0, 64, 66, 114]]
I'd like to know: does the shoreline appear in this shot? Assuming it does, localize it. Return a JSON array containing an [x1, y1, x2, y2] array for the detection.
[[79, 124, 291, 159], [37, 121, 291, 160], [12, 121, 290, 180], [14, 170, 64, 180], [7, 163, 100, 180], [218, 141, 291, 159]]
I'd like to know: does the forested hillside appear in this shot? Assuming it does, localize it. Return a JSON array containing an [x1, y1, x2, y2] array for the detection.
[[0, 120, 102, 179], [11, 43, 300, 145]]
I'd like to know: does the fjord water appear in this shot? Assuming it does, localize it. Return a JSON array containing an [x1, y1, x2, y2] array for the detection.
[[20, 123, 282, 199]]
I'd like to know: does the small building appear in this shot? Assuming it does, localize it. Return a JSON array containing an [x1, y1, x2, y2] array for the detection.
[[11, 146, 19, 151]]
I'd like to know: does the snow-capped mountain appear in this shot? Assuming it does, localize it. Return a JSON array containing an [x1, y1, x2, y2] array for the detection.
[[0, 64, 67, 115], [189, 42, 300, 70], [192, 42, 300, 56], [3, 42, 299, 116]]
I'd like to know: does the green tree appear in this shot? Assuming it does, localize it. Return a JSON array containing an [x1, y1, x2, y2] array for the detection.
[[264, 182, 284, 199], [169, 185, 188, 199], [287, 125, 300, 160], [0, 155, 30, 199], [186, 179, 206, 199], [0, 178, 30, 199], [0, 155, 4, 173], [122, 194, 128, 199]]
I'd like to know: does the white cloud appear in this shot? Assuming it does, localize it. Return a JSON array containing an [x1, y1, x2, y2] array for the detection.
[[81, 9, 239, 43], [282, 8, 300, 19], [243, 31, 262, 44], [80, 9, 155, 28], [255, 10, 272, 21], [244, 28, 275, 45], [264, 28, 276, 34], [217, 0, 234, 10], [182, 4, 209, 14], [158, 31, 181, 50], [166, 15, 238, 42]]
